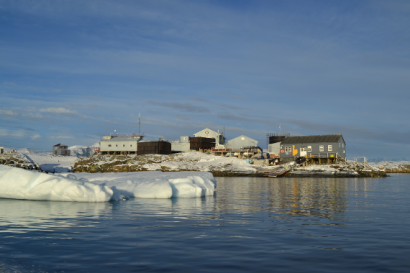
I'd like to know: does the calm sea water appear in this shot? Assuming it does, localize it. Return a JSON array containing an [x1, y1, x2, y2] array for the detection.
[[1, 174, 410, 272]]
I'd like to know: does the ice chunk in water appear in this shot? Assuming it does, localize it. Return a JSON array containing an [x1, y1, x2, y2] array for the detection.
[[0, 166, 216, 202], [0, 165, 113, 202]]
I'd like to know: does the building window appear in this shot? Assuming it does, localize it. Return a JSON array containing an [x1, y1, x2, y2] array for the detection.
[[130, 145, 132, 147], [319, 145, 324, 152], [108, 144, 111, 147], [343, 150, 345, 154], [328, 145, 333, 151], [339, 143, 341, 147], [307, 146, 312, 152], [123, 144, 125, 147], [116, 144, 118, 147], [342, 143, 344, 148]]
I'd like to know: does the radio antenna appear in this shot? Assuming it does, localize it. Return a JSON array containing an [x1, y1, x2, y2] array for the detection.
[[138, 113, 141, 136]]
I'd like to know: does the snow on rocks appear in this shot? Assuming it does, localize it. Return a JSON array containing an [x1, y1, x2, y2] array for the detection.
[[368, 161, 410, 173], [73, 151, 259, 174], [0, 165, 216, 202], [288, 162, 388, 177], [0, 152, 40, 171]]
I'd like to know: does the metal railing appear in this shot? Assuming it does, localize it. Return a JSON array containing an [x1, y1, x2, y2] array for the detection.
[[346, 157, 379, 171], [307, 153, 339, 159]]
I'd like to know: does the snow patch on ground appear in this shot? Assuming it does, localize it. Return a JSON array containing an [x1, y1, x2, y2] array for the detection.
[[23, 153, 77, 172]]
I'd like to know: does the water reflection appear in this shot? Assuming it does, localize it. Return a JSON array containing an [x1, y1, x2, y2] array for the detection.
[[111, 196, 217, 218], [0, 196, 219, 233], [215, 177, 349, 220], [0, 199, 112, 233]]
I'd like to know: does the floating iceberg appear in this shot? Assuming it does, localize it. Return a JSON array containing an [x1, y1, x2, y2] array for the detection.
[[0, 165, 113, 202], [0, 165, 216, 202], [61, 171, 217, 200]]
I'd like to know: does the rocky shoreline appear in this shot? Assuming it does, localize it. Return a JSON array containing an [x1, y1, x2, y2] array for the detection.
[[0, 152, 391, 178], [71, 153, 388, 178]]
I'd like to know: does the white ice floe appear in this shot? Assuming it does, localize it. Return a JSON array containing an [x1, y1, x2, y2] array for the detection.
[[0, 165, 112, 202], [0, 165, 216, 202], [60, 171, 216, 200]]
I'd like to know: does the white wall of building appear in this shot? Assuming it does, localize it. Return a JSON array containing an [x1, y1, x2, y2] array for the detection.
[[100, 136, 139, 152]]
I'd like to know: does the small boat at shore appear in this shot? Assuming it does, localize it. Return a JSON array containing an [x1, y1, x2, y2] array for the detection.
[[263, 168, 288, 177]]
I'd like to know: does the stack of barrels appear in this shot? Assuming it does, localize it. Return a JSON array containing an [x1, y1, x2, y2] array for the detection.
[[190, 137, 215, 151]]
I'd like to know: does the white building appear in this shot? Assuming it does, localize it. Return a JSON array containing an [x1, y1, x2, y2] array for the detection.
[[193, 128, 226, 145], [268, 143, 281, 156], [100, 135, 143, 155], [225, 135, 258, 150], [171, 136, 190, 153]]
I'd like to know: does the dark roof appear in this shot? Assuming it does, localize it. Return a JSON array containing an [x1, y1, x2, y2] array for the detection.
[[280, 134, 344, 144], [53, 143, 67, 147]]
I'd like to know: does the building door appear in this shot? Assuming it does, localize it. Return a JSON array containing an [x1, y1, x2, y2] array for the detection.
[[300, 147, 307, 157]]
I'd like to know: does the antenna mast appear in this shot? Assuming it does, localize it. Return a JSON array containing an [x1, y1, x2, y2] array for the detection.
[[138, 113, 141, 136]]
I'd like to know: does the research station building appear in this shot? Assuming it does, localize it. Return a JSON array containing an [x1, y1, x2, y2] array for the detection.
[[53, 143, 71, 156], [224, 135, 258, 150], [279, 134, 346, 163], [193, 128, 226, 145], [100, 134, 143, 155]]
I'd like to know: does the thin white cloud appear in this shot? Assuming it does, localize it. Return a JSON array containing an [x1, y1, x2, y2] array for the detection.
[[39, 107, 79, 115], [31, 134, 41, 140], [25, 112, 43, 118], [0, 128, 41, 140], [49, 135, 74, 139], [0, 109, 19, 116], [3, 82, 16, 85], [0, 109, 43, 118]]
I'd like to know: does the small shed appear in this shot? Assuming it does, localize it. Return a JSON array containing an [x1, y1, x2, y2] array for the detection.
[[225, 135, 258, 150], [53, 143, 70, 156]]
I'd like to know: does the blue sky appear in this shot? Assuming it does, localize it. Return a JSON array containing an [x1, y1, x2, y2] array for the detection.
[[0, 0, 409, 160]]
